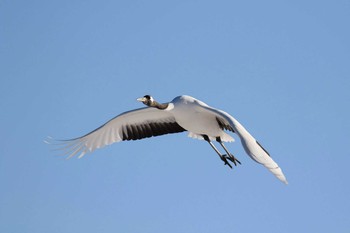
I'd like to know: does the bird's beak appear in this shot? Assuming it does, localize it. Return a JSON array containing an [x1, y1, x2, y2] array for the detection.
[[137, 97, 145, 102]]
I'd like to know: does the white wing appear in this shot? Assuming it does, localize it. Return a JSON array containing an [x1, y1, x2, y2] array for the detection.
[[51, 107, 186, 159], [202, 106, 288, 184]]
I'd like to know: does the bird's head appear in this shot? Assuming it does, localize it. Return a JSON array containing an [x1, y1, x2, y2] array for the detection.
[[137, 95, 155, 107], [137, 95, 169, 110]]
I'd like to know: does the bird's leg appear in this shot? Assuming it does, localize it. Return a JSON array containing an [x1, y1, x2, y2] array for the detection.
[[216, 137, 241, 166], [202, 135, 232, 169]]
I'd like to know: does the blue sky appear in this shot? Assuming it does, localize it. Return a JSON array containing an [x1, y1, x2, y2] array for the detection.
[[1, 0, 349, 232]]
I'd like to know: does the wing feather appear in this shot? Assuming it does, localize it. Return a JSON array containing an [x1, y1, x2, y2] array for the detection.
[[53, 107, 186, 158], [202, 105, 288, 184]]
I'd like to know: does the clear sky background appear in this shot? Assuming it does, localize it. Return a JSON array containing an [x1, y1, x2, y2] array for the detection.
[[1, 0, 349, 232]]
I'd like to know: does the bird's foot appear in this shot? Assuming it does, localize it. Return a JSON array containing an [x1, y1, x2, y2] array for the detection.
[[220, 156, 233, 169], [223, 154, 241, 166]]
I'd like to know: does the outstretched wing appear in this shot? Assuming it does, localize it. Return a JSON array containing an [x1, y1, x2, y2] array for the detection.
[[203, 106, 288, 184], [49, 107, 186, 159]]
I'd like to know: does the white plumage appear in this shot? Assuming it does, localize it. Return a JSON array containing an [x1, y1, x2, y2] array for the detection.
[[49, 95, 288, 184]]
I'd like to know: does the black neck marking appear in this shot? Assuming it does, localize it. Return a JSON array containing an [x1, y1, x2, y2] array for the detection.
[[151, 101, 169, 110]]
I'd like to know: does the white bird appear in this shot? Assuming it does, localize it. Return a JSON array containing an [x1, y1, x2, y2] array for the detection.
[[51, 95, 288, 184]]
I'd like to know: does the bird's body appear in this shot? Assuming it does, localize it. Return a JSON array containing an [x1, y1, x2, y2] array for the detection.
[[170, 96, 234, 142], [50, 95, 288, 184]]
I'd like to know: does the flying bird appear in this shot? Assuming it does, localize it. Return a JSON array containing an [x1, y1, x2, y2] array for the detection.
[[49, 95, 288, 184]]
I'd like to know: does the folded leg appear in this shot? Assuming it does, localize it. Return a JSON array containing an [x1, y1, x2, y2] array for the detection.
[[216, 137, 241, 166], [202, 135, 233, 168]]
